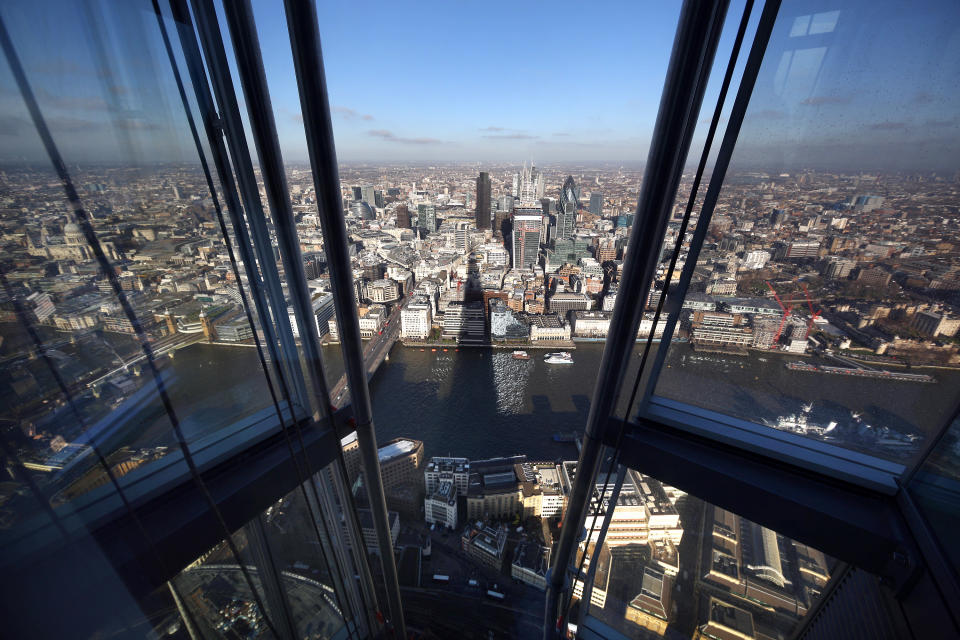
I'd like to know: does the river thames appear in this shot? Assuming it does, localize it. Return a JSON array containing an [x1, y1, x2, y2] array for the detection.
[[148, 340, 959, 467]]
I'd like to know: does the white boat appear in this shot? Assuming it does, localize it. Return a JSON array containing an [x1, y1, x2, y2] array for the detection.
[[512, 350, 531, 360], [544, 352, 574, 364], [761, 413, 835, 437]]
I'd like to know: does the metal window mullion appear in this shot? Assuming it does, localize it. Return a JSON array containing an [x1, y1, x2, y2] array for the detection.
[[639, 0, 783, 409], [245, 515, 300, 640], [621, 0, 755, 424], [309, 470, 373, 640], [543, 1, 730, 636], [166, 0, 295, 424], [325, 464, 381, 638], [575, 464, 627, 632], [218, 0, 332, 424], [281, 0, 406, 636], [189, 0, 309, 408]]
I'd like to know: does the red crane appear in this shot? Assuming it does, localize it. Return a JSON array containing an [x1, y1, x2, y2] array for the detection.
[[800, 282, 822, 339], [766, 281, 791, 347]]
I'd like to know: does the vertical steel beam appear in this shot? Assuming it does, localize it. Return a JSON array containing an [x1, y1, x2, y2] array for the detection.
[[641, 0, 782, 406], [280, 0, 406, 636], [543, 1, 729, 636], [218, 0, 332, 422], [190, 0, 309, 408]]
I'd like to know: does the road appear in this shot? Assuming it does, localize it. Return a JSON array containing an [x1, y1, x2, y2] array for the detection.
[[395, 519, 547, 639], [329, 302, 403, 408]]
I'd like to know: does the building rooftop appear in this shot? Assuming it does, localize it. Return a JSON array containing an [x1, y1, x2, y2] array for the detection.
[[378, 439, 418, 463]]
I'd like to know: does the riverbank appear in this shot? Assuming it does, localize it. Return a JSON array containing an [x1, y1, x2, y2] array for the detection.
[[400, 340, 575, 350]]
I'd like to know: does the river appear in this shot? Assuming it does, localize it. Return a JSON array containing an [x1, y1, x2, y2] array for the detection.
[[140, 340, 959, 467]]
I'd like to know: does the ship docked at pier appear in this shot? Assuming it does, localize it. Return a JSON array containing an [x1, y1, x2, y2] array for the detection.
[[786, 361, 935, 383]]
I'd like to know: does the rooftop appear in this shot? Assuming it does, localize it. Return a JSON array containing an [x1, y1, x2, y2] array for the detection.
[[378, 439, 419, 463]]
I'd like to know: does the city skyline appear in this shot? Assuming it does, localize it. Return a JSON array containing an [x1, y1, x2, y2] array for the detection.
[[2, 1, 958, 637], [0, 0, 959, 169]]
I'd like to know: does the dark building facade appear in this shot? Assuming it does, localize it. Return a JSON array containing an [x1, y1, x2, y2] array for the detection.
[[476, 171, 491, 229], [396, 204, 411, 228]]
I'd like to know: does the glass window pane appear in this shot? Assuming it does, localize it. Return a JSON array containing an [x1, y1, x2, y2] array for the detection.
[[567, 466, 839, 639], [172, 471, 356, 640], [908, 416, 960, 576], [651, 0, 960, 466], [0, 0, 299, 532]]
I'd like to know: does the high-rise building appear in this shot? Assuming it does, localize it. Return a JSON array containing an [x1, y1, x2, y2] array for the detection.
[[395, 204, 411, 228], [417, 203, 437, 233], [476, 171, 491, 229], [513, 163, 545, 204], [361, 184, 376, 205], [374, 189, 385, 208], [512, 213, 543, 269], [596, 237, 617, 263], [554, 176, 579, 241], [351, 185, 363, 200], [589, 192, 603, 215]]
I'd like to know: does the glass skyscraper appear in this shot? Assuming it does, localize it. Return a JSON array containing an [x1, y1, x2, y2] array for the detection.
[[555, 175, 579, 241]]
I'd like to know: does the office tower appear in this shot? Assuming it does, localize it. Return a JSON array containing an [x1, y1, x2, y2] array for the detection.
[[455, 224, 470, 252], [513, 163, 545, 203], [476, 171, 491, 229], [596, 237, 617, 263], [498, 194, 514, 214], [351, 200, 376, 220], [395, 203, 411, 228], [555, 176, 579, 241], [589, 191, 603, 215], [401, 296, 432, 339], [425, 457, 471, 494], [512, 213, 543, 269], [374, 189, 385, 208], [853, 194, 885, 212], [361, 184, 376, 205], [417, 203, 437, 233], [770, 208, 788, 228], [352, 185, 363, 200]]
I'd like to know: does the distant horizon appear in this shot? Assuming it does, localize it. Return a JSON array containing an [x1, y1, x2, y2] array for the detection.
[[1, 0, 958, 171], [2, 159, 957, 176]]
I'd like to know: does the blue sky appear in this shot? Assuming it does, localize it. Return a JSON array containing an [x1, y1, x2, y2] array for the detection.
[[0, 0, 958, 170]]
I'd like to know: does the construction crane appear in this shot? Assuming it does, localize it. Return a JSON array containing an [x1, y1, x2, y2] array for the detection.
[[800, 281, 822, 339], [766, 281, 791, 347]]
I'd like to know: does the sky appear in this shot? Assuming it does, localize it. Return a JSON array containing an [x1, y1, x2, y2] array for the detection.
[[0, 0, 958, 171]]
